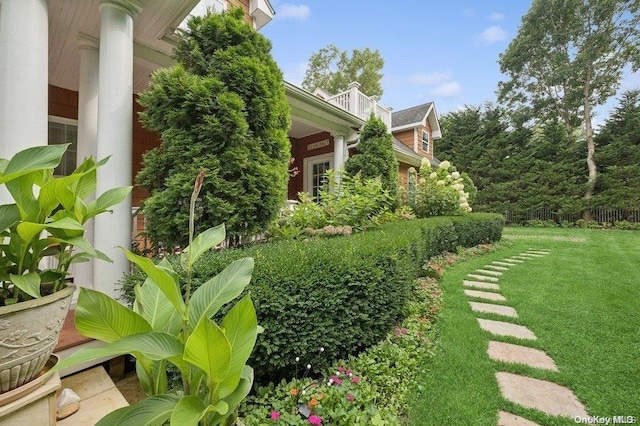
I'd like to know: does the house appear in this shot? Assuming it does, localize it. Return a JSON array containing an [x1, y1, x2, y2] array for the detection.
[[391, 102, 443, 187]]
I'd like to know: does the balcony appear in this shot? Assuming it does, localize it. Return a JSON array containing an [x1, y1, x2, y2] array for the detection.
[[325, 82, 392, 129]]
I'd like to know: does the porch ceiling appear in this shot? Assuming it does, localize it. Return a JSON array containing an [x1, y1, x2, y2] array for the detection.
[[49, 0, 194, 93]]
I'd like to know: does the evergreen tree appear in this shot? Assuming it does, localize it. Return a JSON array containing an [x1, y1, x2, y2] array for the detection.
[[344, 116, 399, 207], [137, 8, 291, 248]]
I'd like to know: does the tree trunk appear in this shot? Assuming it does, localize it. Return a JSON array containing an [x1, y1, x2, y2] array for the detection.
[[582, 67, 596, 221]]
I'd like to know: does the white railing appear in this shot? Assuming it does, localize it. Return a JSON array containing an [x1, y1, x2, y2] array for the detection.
[[325, 82, 392, 129]]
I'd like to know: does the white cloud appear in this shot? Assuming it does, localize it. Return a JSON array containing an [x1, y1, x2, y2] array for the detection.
[[475, 26, 507, 45], [431, 82, 462, 98], [283, 62, 308, 86], [489, 12, 505, 21], [409, 72, 452, 86], [276, 4, 311, 21]]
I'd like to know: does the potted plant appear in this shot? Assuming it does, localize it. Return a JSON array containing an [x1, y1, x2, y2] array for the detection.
[[51, 170, 260, 425], [0, 144, 131, 394]]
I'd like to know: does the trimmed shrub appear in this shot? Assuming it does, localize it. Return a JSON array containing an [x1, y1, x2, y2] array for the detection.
[[119, 214, 504, 384]]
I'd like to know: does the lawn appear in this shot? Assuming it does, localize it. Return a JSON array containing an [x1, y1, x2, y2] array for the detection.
[[408, 227, 640, 425]]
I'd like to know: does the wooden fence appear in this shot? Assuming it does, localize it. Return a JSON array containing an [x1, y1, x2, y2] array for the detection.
[[503, 209, 640, 224]]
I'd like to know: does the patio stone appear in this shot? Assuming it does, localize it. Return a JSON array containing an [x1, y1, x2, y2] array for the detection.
[[485, 265, 509, 271], [477, 319, 536, 340], [463, 280, 500, 290], [496, 372, 587, 418], [527, 248, 550, 253], [505, 258, 525, 263], [469, 302, 518, 318], [465, 290, 506, 302], [511, 256, 532, 261], [520, 253, 544, 258], [488, 341, 558, 371], [498, 411, 541, 426], [467, 274, 499, 282], [475, 269, 503, 276], [492, 261, 514, 267]]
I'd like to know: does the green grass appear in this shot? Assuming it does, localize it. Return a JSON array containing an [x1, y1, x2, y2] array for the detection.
[[407, 227, 640, 425]]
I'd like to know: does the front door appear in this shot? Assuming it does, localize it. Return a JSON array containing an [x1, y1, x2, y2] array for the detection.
[[304, 153, 333, 200]]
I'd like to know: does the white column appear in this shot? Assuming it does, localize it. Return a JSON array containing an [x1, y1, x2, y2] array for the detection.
[[333, 134, 345, 185], [347, 82, 360, 117], [0, 0, 48, 203], [93, 0, 141, 298], [73, 34, 100, 298]]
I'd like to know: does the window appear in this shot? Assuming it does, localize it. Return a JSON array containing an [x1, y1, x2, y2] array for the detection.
[[304, 154, 333, 201], [48, 117, 77, 176], [421, 131, 430, 153]]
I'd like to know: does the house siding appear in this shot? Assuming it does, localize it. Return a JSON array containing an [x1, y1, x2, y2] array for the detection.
[[288, 132, 334, 199], [394, 129, 414, 151], [228, 0, 253, 25]]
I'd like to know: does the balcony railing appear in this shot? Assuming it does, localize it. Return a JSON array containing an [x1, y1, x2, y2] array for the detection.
[[325, 82, 392, 129]]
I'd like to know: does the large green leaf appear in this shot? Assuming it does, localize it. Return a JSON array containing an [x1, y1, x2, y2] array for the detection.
[[52, 236, 102, 260], [85, 187, 132, 219], [51, 332, 184, 373], [37, 173, 85, 218], [184, 319, 231, 384], [208, 366, 254, 425], [75, 288, 152, 343], [0, 144, 68, 184], [135, 277, 178, 332], [170, 396, 229, 426], [0, 204, 19, 232], [9, 272, 41, 299], [96, 394, 179, 426], [183, 224, 225, 267], [188, 257, 254, 325], [217, 295, 258, 398], [6, 174, 39, 221], [15, 217, 83, 244], [123, 250, 186, 317]]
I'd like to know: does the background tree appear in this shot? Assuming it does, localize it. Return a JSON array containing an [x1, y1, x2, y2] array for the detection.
[[344, 116, 399, 207], [593, 89, 640, 211], [301, 44, 384, 97], [498, 0, 640, 217], [137, 8, 291, 248]]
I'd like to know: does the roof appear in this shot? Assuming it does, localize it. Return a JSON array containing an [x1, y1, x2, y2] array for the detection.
[[392, 102, 433, 128], [393, 138, 422, 160]]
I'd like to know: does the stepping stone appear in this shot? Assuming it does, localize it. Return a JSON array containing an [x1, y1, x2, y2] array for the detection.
[[469, 302, 518, 318], [465, 290, 506, 302], [493, 261, 513, 267], [511, 256, 531, 261], [478, 319, 536, 340], [527, 249, 550, 253], [520, 252, 544, 258], [463, 280, 500, 290], [475, 269, 503, 276], [496, 372, 587, 418], [485, 265, 509, 271], [506, 258, 525, 263], [488, 341, 558, 371], [498, 411, 541, 426], [467, 274, 499, 282]]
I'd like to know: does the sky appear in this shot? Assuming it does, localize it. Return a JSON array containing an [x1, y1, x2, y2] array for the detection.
[[261, 0, 640, 126]]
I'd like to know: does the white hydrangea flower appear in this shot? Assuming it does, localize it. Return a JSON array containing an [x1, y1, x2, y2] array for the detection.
[[421, 158, 431, 169], [460, 202, 469, 209], [439, 160, 451, 170], [429, 172, 437, 179], [437, 180, 445, 185], [453, 183, 464, 191], [445, 175, 452, 181], [451, 171, 460, 179]]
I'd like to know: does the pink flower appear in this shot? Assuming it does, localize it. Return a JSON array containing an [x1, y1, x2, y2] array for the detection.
[[351, 376, 360, 384], [337, 366, 345, 373], [346, 393, 354, 402], [308, 415, 322, 425], [330, 375, 342, 386], [346, 369, 352, 376], [270, 411, 280, 421]]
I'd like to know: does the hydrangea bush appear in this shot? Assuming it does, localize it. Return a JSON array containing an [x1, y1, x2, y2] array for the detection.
[[412, 159, 475, 218]]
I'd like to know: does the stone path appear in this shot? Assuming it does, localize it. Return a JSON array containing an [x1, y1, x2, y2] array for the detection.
[[461, 250, 588, 423]]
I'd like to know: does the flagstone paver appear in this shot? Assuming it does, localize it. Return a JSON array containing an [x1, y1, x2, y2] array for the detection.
[[475, 269, 503, 276], [487, 341, 558, 371], [467, 274, 500, 282], [501, 259, 523, 264], [511, 256, 531, 261], [465, 290, 507, 302], [463, 280, 500, 290], [493, 261, 514, 267], [498, 411, 541, 426], [525, 251, 550, 255], [477, 319, 536, 340], [496, 372, 588, 418], [469, 302, 518, 318], [485, 265, 509, 271], [518, 253, 543, 259]]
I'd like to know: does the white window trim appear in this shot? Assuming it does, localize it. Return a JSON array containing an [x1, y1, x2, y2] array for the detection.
[[303, 153, 333, 195], [421, 130, 430, 153], [49, 115, 78, 126]]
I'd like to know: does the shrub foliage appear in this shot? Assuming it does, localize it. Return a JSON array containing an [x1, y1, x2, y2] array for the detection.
[[137, 8, 290, 248], [120, 214, 504, 385]]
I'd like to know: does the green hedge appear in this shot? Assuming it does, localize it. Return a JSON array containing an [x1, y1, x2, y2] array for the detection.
[[119, 213, 504, 384]]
